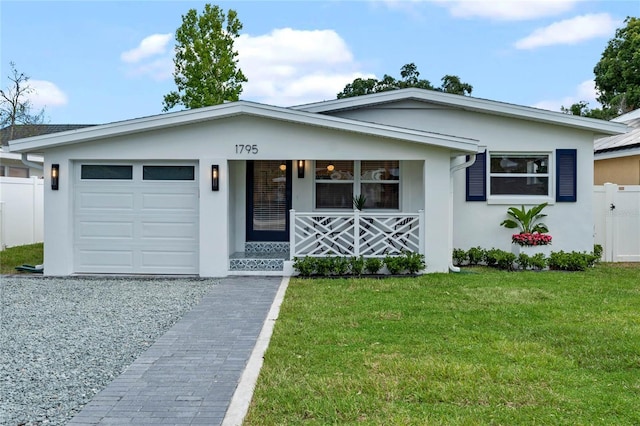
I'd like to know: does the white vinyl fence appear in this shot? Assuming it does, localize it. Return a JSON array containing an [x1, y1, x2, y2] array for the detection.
[[0, 177, 44, 250], [594, 183, 640, 262]]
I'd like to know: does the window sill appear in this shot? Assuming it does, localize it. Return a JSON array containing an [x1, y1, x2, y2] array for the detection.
[[486, 196, 554, 206]]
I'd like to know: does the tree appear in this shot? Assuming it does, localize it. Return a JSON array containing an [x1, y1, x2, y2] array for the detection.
[[337, 63, 472, 99], [560, 101, 616, 120], [593, 17, 640, 115], [162, 4, 247, 112], [0, 62, 45, 141]]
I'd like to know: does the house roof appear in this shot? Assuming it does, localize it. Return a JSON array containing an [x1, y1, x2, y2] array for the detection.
[[293, 88, 627, 136], [8, 100, 480, 154], [594, 108, 640, 156], [1, 124, 96, 147]]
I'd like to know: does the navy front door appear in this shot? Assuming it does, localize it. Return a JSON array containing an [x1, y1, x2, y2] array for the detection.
[[246, 160, 292, 241]]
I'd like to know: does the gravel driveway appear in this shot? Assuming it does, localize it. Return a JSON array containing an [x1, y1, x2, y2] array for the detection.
[[0, 276, 217, 426]]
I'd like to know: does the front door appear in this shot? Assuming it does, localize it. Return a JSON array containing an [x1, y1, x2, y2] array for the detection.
[[246, 160, 292, 241]]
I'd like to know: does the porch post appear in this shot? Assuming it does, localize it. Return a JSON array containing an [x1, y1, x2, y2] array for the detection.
[[418, 209, 425, 255], [353, 209, 360, 257], [289, 209, 296, 260]]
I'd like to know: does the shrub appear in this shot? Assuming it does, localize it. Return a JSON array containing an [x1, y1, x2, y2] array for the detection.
[[529, 253, 547, 270], [467, 247, 484, 266], [293, 256, 316, 276], [548, 251, 598, 271], [384, 255, 405, 275], [332, 256, 350, 275], [496, 251, 517, 271], [350, 256, 365, 276], [516, 253, 530, 270], [593, 244, 603, 260], [404, 251, 426, 274], [453, 248, 467, 266], [483, 248, 502, 267], [365, 257, 382, 274], [315, 256, 334, 276]]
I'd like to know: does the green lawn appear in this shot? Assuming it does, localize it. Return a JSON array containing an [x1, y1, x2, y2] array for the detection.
[[245, 265, 640, 425], [0, 243, 43, 274]]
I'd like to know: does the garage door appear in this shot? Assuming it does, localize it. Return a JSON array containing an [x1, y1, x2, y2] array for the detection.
[[74, 162, 199, 274]]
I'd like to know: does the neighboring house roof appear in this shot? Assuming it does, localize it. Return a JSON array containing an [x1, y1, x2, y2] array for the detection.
[[1, 124, 96, 146], [293, 88, 627, 136], [594, 108, 640, 157], [8, 100, 480, 154]]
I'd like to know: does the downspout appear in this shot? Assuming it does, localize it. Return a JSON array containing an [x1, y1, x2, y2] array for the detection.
[[448, 152, 479, 272], [21, 153, 44, 170]]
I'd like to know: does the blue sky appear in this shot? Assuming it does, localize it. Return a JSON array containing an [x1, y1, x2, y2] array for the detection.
[[1, 0, 638, 124]]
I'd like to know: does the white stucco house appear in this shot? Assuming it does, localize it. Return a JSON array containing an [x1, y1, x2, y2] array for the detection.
[[8, 89, 626, 277]]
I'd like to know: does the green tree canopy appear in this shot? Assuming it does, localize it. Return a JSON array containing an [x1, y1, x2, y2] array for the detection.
[[563, 17, 639, 119], [162, 4, 247, 112], [594, 16, 640, 114], [337, 63, 473, 99]]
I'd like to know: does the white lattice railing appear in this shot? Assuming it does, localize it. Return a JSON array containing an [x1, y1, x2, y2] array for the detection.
[[290, 210, 424, 259]]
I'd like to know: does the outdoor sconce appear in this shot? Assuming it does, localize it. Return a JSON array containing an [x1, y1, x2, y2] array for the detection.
[[297, 160, 305, 178], [51, 164, 59, 190], [211, 165, 219, 191]]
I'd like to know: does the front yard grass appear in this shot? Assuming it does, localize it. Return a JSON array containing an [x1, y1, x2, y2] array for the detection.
[[245, 264, 640, 425], [0, 243, 43, 274]]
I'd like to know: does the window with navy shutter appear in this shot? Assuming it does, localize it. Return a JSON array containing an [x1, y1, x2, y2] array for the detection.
[[466, 151, 486, 201], [556, 149, 577, 202]]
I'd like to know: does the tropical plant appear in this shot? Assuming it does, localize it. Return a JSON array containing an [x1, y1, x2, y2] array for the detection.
[[500, 203, 549, 234], [352, 194, 367, 210]]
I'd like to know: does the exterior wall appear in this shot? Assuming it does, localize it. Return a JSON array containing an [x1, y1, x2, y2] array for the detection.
[[40, 115, 452, 276], [595, 155, 640, 185], [0, 176, 44, 249], [330, 100, 597, 253]]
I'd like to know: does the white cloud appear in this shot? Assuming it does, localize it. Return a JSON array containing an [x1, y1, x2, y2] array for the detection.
[[236, 28, 374, 105], [532, 79, 597, 112], [383, 0, 579, 21], [121, 33, 173, 63], [515, 13, 619, 49], [27, 80, 68, 108]]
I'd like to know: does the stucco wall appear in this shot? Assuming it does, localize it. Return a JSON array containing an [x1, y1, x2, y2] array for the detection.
[[595, 155, 640, 185], [329, 100, 597, 253]]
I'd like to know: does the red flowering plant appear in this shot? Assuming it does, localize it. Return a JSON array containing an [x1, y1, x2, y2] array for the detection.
[[500, 203, 552, 246], [511, 232, 552, 246]]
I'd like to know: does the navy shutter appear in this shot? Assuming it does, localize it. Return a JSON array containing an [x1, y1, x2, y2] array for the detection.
[[466, 151, 486, 201], [556, 149, 577, 202]]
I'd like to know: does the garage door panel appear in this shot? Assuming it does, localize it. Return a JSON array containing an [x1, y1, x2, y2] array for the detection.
[[77, 221, 135, 239], [141, 250, 198, 269], [76, 250, 134, 269], [141, 191, 198, 212], [141, 220, 198, 240], [77, 191, 135, 211]]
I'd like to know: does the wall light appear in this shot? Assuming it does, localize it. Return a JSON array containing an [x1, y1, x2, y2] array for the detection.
[[51, 164, 59, 190], [211, 165, 219, 191], [297, 160, 305, 178], [279, 162, 287, 172], [327, 163, 335, 172]]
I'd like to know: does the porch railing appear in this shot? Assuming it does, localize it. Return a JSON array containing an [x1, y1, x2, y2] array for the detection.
[[290, 209, 424, 259]]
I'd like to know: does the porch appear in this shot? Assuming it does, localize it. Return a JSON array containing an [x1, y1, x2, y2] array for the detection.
[[229, 210, 424, 273]]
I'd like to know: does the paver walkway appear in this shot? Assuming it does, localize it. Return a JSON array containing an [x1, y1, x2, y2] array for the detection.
[[69, 276, 283, 425]]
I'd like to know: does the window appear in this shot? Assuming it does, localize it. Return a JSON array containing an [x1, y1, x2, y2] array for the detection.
[[0, 166, 29, 177], [81, 165, 133, 180], [489, 153, 549, 196], [465, 149, 577, 203], [315, 160, 400, 209], [143, 165, 195, 180]]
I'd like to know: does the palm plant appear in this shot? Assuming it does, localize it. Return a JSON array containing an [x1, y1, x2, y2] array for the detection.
[[500, 203, 549, 234]]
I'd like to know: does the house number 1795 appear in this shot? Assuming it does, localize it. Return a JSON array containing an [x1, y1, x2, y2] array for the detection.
[[236, 144, 258, 154]]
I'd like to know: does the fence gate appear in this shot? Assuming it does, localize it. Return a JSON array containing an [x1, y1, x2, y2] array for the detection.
[[594, 183, 640, 262]]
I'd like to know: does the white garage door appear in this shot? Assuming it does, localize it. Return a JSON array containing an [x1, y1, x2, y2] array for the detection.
[[74, 162, 199, 274]]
